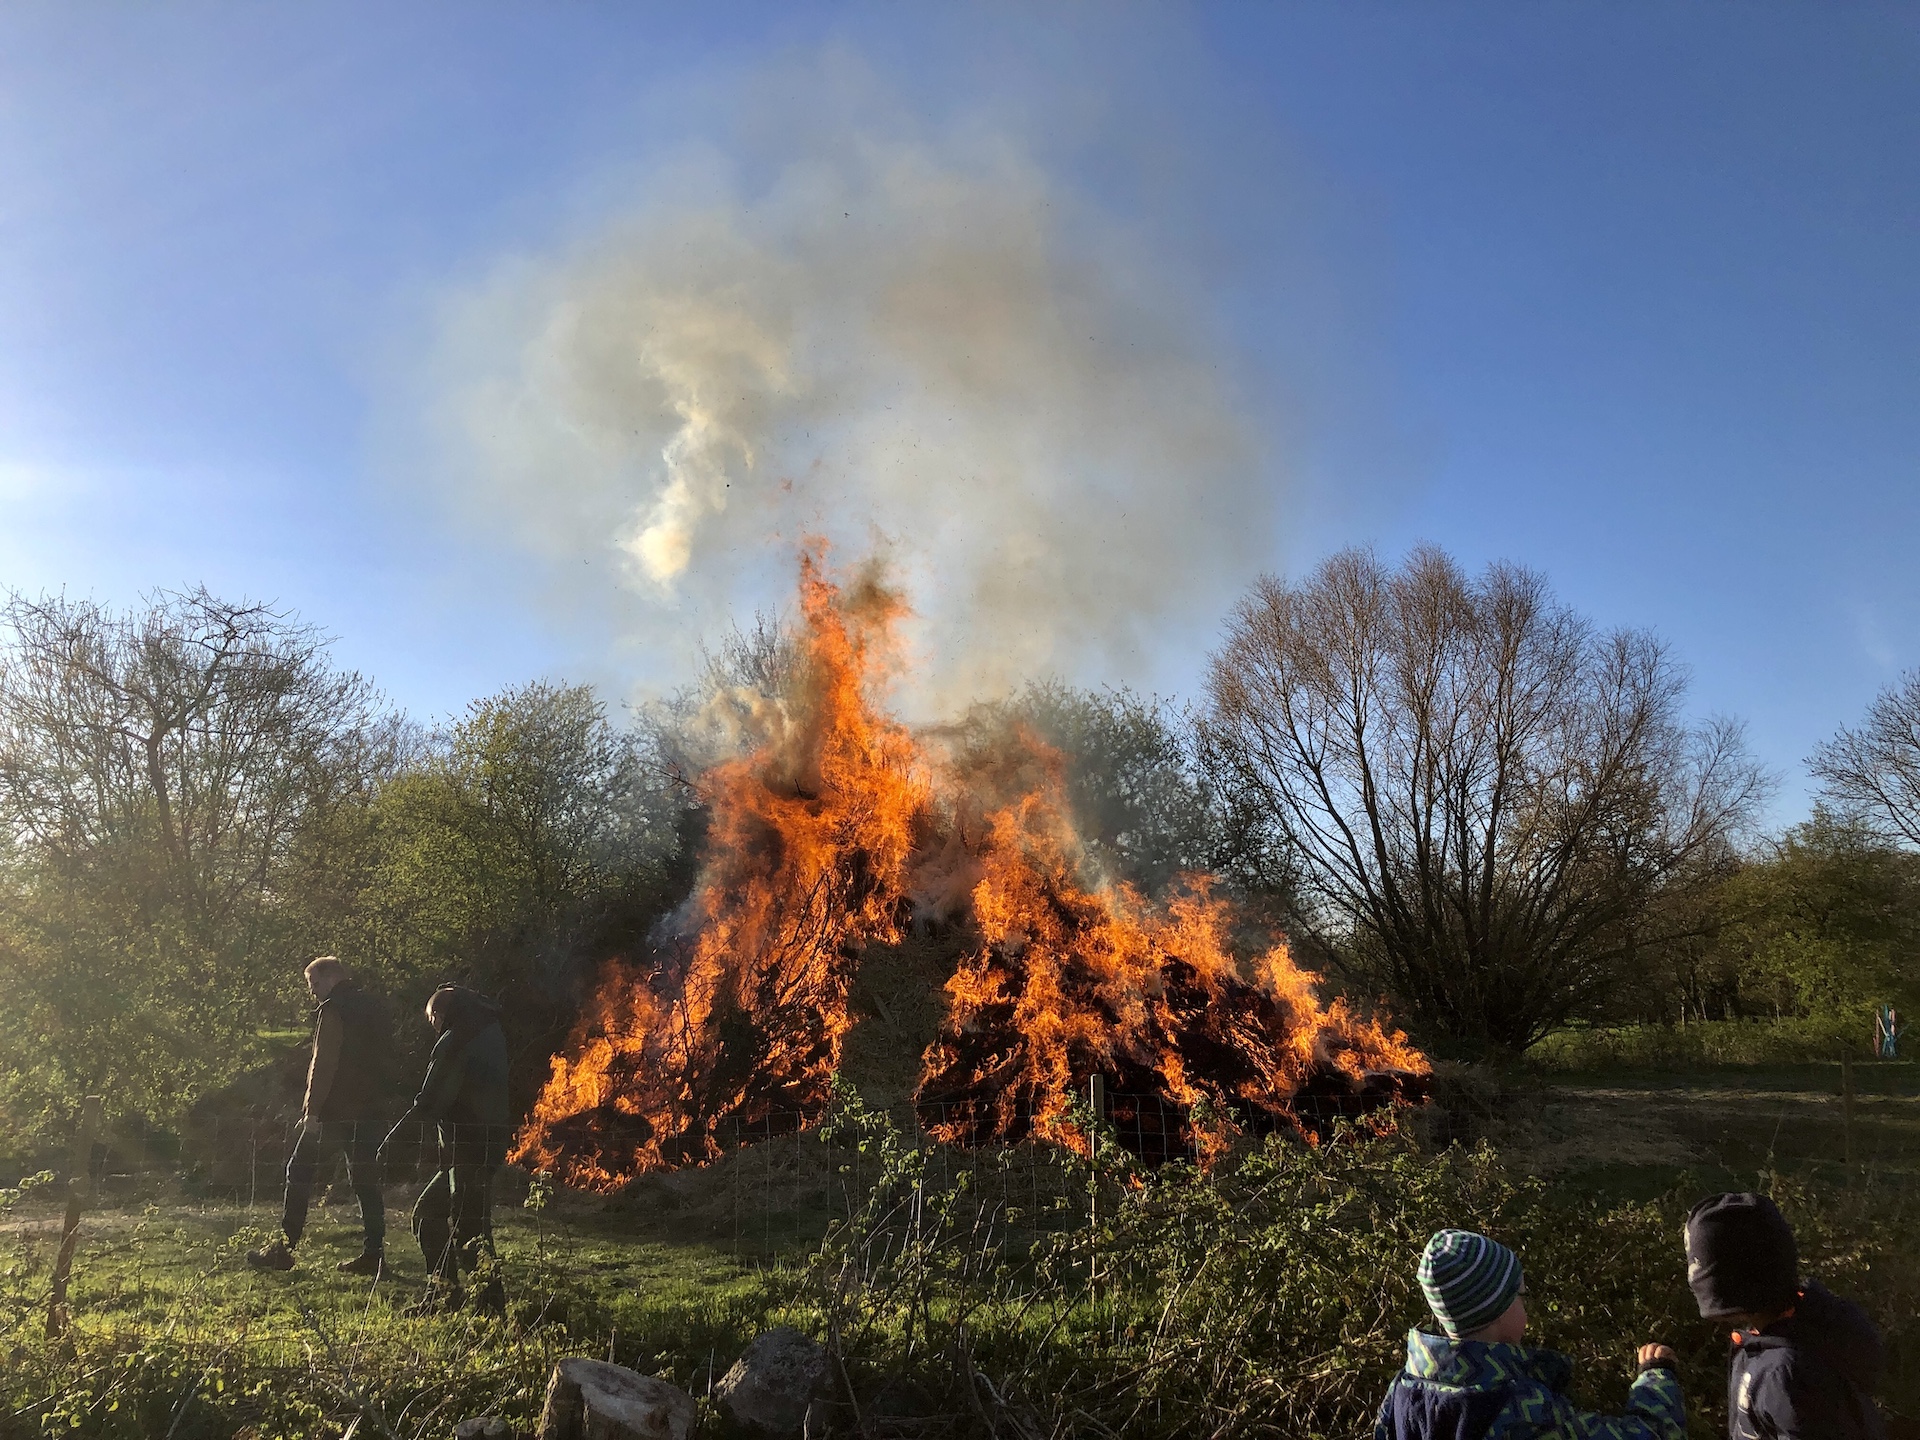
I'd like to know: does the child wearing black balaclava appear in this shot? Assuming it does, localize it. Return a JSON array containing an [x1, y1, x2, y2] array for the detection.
[[1685, 1193, 1886, 1440]]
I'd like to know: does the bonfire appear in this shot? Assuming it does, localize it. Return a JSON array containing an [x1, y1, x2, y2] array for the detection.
[[512, 547, 1427, 1190]]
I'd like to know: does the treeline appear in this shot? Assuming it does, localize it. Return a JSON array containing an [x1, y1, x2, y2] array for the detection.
[[0, 590, 695, 1143], [0, 549, 1915, 1144], [1198, 549, 1917, 1053]]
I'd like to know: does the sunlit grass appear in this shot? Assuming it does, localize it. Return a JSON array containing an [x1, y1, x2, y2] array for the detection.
[[3, 1070, 1917, 1439]]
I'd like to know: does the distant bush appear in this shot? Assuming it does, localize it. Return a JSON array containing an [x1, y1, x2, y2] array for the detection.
[[1529, 1016, 1878, 1071]]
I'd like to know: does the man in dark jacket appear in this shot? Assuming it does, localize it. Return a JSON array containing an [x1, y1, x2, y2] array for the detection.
[[380, 985, 510, 1313], [247, 956, 387, 1275], [1686, 1192, 1886, 1440]]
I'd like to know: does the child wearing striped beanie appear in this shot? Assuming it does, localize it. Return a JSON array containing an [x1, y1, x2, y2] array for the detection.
[[1374, 1230, 1687, 1440], [1420, 1229, 1527, 1340]]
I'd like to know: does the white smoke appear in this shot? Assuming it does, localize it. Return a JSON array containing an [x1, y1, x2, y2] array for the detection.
[[424, 79, 1283, 712]]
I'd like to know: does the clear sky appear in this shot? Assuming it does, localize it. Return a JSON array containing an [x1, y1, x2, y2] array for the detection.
[[0, 3, 1914, 823]]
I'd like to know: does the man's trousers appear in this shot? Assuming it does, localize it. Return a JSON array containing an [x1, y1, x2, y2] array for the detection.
[[282, 1119, 385, 1251], [411, 1164, 497, 1280]]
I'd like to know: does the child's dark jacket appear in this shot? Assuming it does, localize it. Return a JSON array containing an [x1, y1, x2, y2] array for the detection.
[[1727, 1281, 1884, 1440], [1375, 1330, 1685, 1440]]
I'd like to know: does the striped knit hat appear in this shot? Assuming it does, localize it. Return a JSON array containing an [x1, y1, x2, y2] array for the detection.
[[1418, 1230, 1524, 1339]]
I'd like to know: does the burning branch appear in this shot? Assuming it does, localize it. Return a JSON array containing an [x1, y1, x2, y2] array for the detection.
[[515, 548, 1427, 1191]]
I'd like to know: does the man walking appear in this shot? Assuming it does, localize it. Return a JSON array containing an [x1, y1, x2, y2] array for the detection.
[[247, 956, 387, 1275], [381, 985, 510, 1314]]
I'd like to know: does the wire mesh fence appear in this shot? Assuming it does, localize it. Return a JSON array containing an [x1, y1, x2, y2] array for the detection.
[[3, 1088, 1397, 1260], [11, 1065, 1920, 1264]]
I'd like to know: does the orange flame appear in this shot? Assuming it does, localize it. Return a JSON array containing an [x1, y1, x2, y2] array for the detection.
[[514, 548, 1426, 1189], [512, 550, 928, 1187], [916, 735, 1426, 1160]]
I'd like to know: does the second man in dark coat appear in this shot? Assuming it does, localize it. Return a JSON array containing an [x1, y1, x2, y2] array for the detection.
[[381, 984, 510, 1313]]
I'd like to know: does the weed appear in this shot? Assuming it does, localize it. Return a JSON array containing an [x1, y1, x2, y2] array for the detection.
[[1, 1088, 1915, 1438]]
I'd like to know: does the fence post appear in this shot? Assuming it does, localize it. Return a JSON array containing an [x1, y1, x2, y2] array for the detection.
[[46, 1095, 103, 1339], [1087, 1075, 1104, 1289], [1841, 1052, 1856, 1167]]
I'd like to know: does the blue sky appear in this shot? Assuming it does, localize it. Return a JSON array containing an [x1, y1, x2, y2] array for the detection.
[[0, 3, 1914, 823]]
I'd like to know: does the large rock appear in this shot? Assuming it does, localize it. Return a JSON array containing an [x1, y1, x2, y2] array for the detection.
[[453, 1420, 513, 1440], [715, 1328, 832, 1437], [536, 1359, 694, 1440]]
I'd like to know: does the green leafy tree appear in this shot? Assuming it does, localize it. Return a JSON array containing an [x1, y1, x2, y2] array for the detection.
[[1713, 812, 1920, 1019], [0, 589, 398, 1130], [951, 681, 1217, 897], [311, 681, 688, 1104]]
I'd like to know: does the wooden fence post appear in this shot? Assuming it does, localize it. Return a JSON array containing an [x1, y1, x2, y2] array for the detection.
[[1841, 1052, 1856, 1168], [46, 1095, 103, 1339], [1087, 1074, 1105, 1288]]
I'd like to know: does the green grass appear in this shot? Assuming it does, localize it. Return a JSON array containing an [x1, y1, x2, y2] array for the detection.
[[1509, 1038, 1920, 1208], [2, 1068, 1917, 1439], [0, 1193, 799, 1438]]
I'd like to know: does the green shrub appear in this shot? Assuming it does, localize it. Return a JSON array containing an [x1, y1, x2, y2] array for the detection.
[[1529, 1017, 1875, 1072], [793, 1095, 1919, 1438], [3, 1109, 1915, 1438]]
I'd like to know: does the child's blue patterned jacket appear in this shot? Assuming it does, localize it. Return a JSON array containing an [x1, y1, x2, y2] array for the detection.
[[1375, 1329, 1686, 1440]]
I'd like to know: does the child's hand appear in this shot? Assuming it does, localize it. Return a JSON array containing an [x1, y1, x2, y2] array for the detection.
[[1637, 1344, 1677, 1368]]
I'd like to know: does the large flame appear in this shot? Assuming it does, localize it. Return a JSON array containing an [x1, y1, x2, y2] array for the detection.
[[515, 548, 1426, 1189], [512, 552, 928, 1187], [916, 740, 1427, 1162]]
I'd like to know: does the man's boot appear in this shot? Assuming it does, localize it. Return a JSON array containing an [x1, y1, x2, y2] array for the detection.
[[245, 1237, 296, 1271], [336, 1246, 384, 1278]]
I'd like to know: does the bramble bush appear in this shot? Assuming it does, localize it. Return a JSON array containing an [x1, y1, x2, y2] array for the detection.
[[791, 1091, 1917, 1438], [2, 1102, 1915, 1438]]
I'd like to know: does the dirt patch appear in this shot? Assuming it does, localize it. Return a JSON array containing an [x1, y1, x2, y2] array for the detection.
[[1490, 1080, 1920, 1179], [1500, 1088, 1704, 1174]]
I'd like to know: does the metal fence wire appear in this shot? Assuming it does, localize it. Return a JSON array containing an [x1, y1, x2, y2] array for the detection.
[[2, 1089, 1404, 1261], [16, 1069, 1915, 1264]]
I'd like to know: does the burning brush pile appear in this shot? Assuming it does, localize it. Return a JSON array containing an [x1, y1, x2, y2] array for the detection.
[[512, 550, 1427, 1191]]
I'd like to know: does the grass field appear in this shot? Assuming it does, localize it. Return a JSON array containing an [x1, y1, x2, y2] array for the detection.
[[0, 1183, 801, 1438], [3, 1047, 1916, 1439], [1504, 1058, 1920, 1194]]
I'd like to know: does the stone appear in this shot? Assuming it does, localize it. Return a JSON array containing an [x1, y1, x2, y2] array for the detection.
[[715, 1327, 832, 1437], [453, 1420, 513, 1439], [535, 1358, 694, 1440]]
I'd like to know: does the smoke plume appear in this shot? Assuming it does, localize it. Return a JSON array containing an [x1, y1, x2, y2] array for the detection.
[[427, 70, 1282, 709]]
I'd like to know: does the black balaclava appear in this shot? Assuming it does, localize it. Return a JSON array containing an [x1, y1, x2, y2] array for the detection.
[[1686, 1192, 1798, 1319]]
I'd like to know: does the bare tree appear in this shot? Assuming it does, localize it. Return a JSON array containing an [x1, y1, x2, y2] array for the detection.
[[1809, 670, 1920, 848], [0, 588, 402, 1118], [0, 588, 399, 920], [1203, 547, 1768, 1054]]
